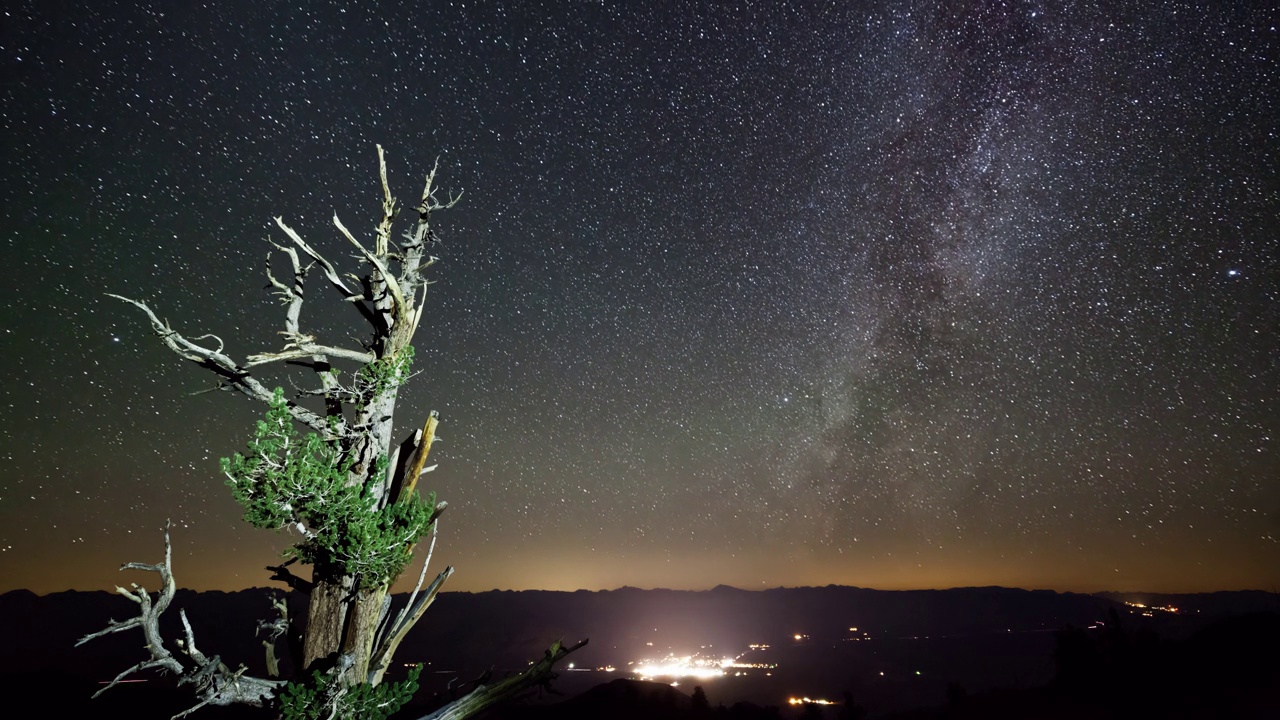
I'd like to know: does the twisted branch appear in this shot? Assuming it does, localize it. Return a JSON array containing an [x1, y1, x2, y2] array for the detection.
[[333, 212, 407, 318], [77, 524, 284, 719], [106, 294, 336, 439]]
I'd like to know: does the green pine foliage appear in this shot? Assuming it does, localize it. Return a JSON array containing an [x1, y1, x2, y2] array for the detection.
[[356, 345, 415, 398], [221, 388, 434, 590], [279, 665, 423, 720]]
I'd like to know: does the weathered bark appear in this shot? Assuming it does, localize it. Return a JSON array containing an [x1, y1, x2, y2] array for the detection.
[[302, 576, 351, 671], [341, 587, 388, 683]]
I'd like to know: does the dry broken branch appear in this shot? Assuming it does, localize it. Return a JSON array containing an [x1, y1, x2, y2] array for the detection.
[[375, 144, 397, 256], [77, 524, 283, 718], [368, 562, 452, 685], [417, 639, 589, 720], [107, 294, 336, 439], [333, 212, 407, 316], [75, 525, 184, 697], [245, 334, 374, 367], [273, 216, 359, 300]]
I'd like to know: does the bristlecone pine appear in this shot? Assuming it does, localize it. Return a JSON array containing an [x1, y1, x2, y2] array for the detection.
[[79, 147, 586, 720]]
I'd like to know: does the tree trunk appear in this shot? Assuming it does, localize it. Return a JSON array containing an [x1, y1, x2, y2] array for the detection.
[[303, 576, 351, 671], [341, 586, 388, 682]]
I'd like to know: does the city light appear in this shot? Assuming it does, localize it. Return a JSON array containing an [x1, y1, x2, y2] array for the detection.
[[634, 655, 726, 680], [788, 696, 836, 706], [1123, 601, 1180, 614], [632, 646, 776, 681]]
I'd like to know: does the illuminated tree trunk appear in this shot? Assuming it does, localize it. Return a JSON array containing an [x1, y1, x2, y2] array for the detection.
[[302, 577, 351, 671]]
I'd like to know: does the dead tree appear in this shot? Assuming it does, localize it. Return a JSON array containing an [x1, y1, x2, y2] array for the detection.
[[82, 146, 585, 719]]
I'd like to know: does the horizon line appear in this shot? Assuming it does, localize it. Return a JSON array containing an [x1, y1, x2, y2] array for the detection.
[[6, 582, 1276, 599]]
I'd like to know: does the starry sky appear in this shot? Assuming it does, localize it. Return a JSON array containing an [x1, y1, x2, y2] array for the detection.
[[2, 1, 1277, 596]]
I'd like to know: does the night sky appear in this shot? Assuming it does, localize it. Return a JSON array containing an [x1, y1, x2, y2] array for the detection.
[[2, 1, 1277, 596]]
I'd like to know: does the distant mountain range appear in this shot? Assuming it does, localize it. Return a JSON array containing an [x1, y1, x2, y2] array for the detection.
[[3, 584, 1274, 682]]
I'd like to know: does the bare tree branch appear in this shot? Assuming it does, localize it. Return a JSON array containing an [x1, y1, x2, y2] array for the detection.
[[77, 524, 284, 717], [254, 240, 376, 373], [271, 216, 379, 335], [246, 336, 374, 367], [264, 240, 306, 333], [333, 212, 407, 317], [375, 144, 396, 257], [76, 522, 184, 698], [368, 564, 453, 685], [107, 294, 336, 439], [273, 217, 359, 300], [257, 595, 289, 678], [402, 516, 441, 619], [417, 639, 589, 720], [391, 156, 460, 345]]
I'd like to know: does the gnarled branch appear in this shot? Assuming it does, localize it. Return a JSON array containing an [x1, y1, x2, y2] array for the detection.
[[75, 524, 183, 695], [257, 596, 289, 678], [77, 524, 284, 718], [107, 294, 336, 439], [246, 334, 374, 367], [273, 217, 358, 299], [375, 144, 397, 257], [333, 212, 407, 318]]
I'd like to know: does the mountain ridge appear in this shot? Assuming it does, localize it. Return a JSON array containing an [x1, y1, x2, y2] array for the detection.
[[3, 584, 1273, 680]]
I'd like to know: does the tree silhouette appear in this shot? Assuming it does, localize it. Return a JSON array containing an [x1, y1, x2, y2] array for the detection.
[[836, 691, 867, 720], [799, 701, 826, 720], [691, 685, 710, 716]]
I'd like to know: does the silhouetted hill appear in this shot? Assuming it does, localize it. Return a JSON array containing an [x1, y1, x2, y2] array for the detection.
[[499, 678, 691, 720], [0, 588, 297, 678], [8, 585, 1271, 676], [408, 584, 1119, 669], [1096, 590, 1280, 616], [4, 585, 1276, 716], [890, 611, 1280, 719]]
